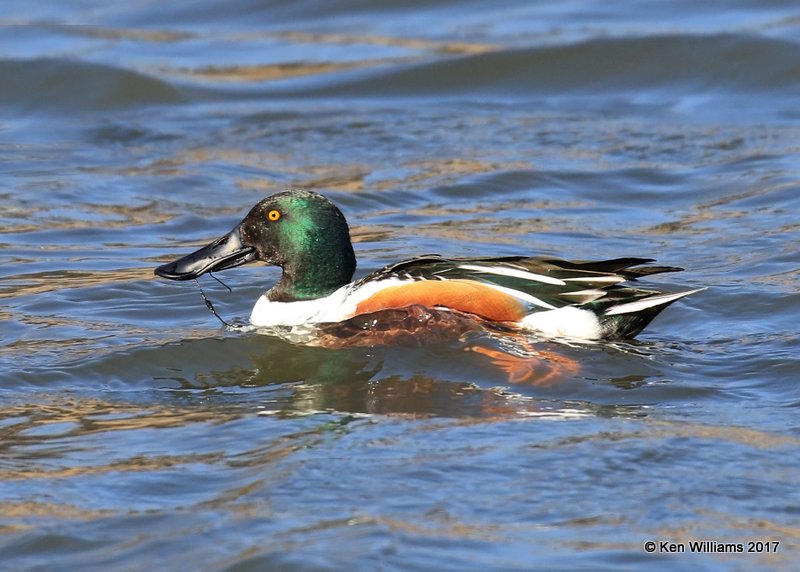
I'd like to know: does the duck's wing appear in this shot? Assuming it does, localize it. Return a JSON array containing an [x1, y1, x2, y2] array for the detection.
[[358, 254, 685, 310]]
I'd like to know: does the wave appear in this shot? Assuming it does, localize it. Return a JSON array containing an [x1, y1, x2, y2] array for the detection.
[[2, 33, 798, 116], [0, 58, 185, 112], [270, 33, 800, 100]]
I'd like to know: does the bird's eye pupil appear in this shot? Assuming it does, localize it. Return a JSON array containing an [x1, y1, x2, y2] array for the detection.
[[268, 210, 281, 221]]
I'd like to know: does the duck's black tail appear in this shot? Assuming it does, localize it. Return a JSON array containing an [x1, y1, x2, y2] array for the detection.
[[599, 288, 705, 339]]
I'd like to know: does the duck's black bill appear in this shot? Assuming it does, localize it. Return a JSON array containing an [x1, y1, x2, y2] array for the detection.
[[154, 228, 256, 281]]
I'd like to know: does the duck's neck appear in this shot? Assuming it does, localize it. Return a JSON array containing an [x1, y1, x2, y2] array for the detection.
[[268, 246, 356, 302]]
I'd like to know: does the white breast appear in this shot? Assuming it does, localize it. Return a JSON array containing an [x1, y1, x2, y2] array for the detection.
[[248, 278, 406, 327]]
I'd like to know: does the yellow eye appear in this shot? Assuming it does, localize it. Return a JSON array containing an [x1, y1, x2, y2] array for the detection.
[[267, 209, 281, 221]]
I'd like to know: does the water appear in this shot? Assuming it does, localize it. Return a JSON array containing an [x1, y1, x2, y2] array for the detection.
[[1, 2, 799, 570]]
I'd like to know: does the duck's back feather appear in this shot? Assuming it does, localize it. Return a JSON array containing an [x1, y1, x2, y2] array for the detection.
[[351, 255, 697, 339]]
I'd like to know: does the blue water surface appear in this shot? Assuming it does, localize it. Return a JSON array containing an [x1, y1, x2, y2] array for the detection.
[[1, 2, 799, 570]]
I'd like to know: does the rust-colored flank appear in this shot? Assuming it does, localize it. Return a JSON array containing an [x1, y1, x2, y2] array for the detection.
[[354, 279, 526, 322]]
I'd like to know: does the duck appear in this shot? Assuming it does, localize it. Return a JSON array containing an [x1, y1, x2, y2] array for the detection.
[[155, 189, 702, 341]]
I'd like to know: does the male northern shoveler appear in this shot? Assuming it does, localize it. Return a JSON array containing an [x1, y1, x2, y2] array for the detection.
[[155, 189, 701, 341]]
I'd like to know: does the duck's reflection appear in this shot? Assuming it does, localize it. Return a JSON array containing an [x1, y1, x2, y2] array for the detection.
[[188, 331, 593, 418]]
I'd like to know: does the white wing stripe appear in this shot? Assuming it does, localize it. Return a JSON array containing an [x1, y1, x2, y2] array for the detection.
[[458, 264, 566, 286], [479, 283, 558, 310], [563, 275, 624, 283], [605, 288, 705, 316], [561, 289, 606, 297]]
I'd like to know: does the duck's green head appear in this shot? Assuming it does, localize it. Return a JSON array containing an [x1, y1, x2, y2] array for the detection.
[[155, 189, 357, 301]]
